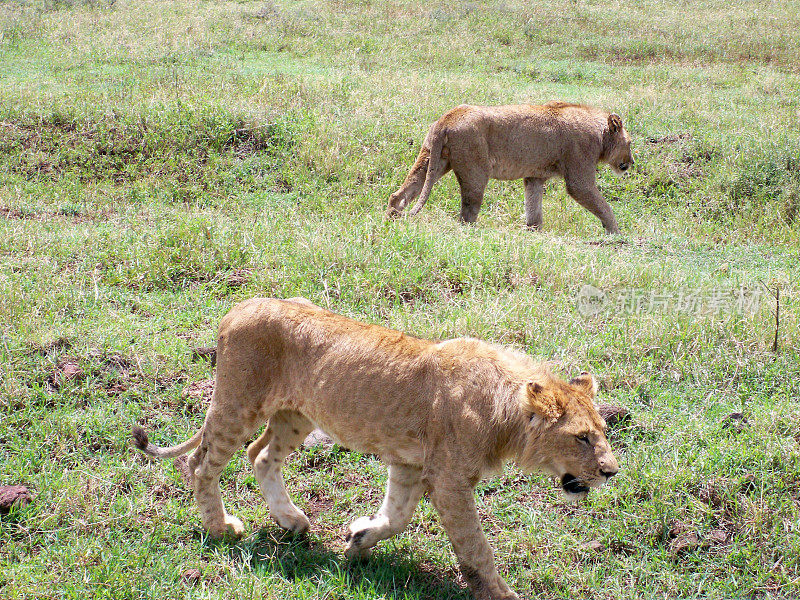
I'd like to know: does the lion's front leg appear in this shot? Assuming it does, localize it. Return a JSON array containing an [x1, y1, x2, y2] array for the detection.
[[564, 170, 620, 234], [427, 476, 519, 600], [345, 464, 424, 559]]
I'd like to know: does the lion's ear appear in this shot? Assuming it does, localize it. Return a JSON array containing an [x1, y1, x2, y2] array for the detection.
[[526, 381, 564, 422], [608, 113, 623, 134], [569, 372, 599, 399]]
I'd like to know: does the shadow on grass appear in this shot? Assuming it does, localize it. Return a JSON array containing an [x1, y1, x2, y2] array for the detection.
[[219, 527, 470, 600]]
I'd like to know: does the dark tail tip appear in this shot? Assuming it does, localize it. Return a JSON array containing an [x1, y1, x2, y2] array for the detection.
[[132, 426, 149, 451]]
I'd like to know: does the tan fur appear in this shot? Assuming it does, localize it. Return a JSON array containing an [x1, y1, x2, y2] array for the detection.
[[387, 101, 634, 234], [132, 298, 619, 600]]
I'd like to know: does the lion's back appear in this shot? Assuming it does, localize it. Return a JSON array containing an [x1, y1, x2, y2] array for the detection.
[[434, 103, 607, 180]]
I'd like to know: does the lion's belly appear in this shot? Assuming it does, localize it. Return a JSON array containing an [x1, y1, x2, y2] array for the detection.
[[292, 381, 427, 465], [309, 417, 425, 465], [488, 156, 559, 181]]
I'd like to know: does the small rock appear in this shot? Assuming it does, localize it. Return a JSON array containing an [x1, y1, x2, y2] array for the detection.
[[706, 529, 728, 545], [597, 404, 630, 428], [182, 568, 202, 584], [55, 358, 84, 387], [670, 531, 700, 554], [0, 485, 32, 514], [303, 429, 334, 449], [583, 540, 604, 552], [225, 269, 252, 288], [106, 383, 128, 395]]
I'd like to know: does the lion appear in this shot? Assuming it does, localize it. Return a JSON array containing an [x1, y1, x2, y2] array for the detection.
[[386, 101, 633, 234], [132, 297, 619, 600]]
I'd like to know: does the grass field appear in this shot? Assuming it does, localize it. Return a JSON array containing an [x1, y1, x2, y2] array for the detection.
[[1, 0, 799, 598]]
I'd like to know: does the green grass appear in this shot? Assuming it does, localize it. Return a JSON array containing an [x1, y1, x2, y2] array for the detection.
[[1, 0, 799, 598]]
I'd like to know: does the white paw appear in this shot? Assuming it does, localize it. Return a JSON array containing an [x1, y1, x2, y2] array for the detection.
[[344, 543, 373, 560], [224, 515, 245, 536], [344, 514, 389, 557], [272, 508, 311, 533], [208, 514, 245, 538]]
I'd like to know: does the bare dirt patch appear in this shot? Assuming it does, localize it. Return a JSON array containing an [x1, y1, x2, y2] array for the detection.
[[720, 411, 749, 433], [0, 485, 33, 514], [1, 206, 103, 224], [0, 114, 293, 187], [47, 357, 85, 390], [183, 378, 215, 403], [303, 490, 335, 521], [597, 403, 631, 429]]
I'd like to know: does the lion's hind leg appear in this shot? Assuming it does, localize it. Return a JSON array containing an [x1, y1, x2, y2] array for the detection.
[[248, 409, 314, 533], [344, 464, 424, 559], [188, 405, 261, 538]]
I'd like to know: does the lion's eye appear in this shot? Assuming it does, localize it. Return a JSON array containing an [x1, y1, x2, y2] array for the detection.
[[577, 435, 590, 445]]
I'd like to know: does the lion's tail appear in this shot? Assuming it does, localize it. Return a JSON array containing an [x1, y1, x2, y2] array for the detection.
[[409, 125, 448, 216], [132, 425, 203, 459]]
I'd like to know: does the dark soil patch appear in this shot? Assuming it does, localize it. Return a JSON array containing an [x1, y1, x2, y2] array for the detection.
[[720, 411, 749, 433], [597, 403, 631, 429], [191, 346, 217, 366], [212, 268, 252, 289], [585, 237, 630, 247], [666, 519, 731, 555], [183, 378, 215, 403], [1, 206, 100, 224], [0, 110, 296, 188], [670, 529, 700, 554], [28, 336, 73, 356], [47, 357, 85, 390], [182, 568, 203, 585], [645, 133, 693, 145]]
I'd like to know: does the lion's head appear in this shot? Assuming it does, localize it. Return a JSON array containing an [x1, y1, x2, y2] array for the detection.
[[518, 372, 619, 500], [603, 113, 634, 176]]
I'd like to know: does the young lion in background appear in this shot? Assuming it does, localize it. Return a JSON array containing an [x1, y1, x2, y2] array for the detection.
[[387, 101, 634, 234], [133, 297, 619, 600]]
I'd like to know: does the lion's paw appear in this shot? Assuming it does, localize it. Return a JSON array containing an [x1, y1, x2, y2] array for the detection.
[[343, 514, 389, 558], [224, 515, 245, 536], [344, 543, 373, 560], [272, 508, 311, 534], [208, 515, 245, 538]]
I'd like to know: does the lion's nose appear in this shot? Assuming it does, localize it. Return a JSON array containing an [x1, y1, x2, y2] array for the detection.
[[601, 469, 618, 478]]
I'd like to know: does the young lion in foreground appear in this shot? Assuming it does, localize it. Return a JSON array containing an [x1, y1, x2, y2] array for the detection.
[[133, 298, 619, 600], [387, 101, 634, 234]]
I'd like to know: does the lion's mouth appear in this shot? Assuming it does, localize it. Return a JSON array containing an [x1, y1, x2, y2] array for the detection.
[[561, 474, 590, 495]]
